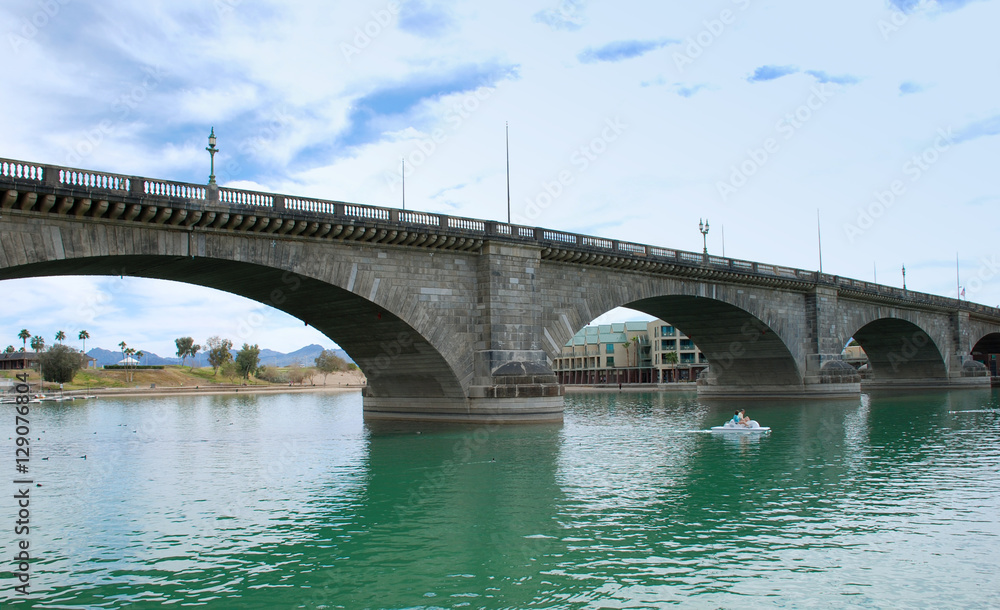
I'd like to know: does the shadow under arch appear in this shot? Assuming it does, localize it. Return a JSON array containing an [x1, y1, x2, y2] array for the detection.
[[971, 332, 1000, 375], [851, 318, 947, 382], [625, 295, 802, 386], [0, 255, 466, 401]]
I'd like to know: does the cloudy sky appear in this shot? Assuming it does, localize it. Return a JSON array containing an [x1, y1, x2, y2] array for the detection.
[[1, 0, 998, 357]]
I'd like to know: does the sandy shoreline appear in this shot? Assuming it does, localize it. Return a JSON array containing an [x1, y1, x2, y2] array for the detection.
[[27, 371, 368, 400]]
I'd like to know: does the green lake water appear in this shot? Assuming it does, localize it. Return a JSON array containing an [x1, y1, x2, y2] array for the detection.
[[3, 389, 1000, 608]]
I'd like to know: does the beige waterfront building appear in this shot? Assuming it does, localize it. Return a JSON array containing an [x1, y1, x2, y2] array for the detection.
[[554, 320, 708, 385]]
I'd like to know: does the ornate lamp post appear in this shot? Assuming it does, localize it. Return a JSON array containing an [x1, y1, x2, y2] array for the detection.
[[206, 128, 219, 185], [699, 218, 710, 256], [902, 264, 906, 290]]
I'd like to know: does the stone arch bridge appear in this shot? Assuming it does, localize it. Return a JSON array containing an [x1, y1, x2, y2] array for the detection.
[[2, 158, 998, 422]]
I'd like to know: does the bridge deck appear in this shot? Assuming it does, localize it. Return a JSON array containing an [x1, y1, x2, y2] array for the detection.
[[2, 156, 999, 321]]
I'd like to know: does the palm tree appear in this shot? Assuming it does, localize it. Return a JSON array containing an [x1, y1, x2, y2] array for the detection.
[[621, 339, 632, 367], [55, 330, 66, 344], [118, 341, 128, 376], [30, 336, 45, 352], [18, 329, 31, 352], [79, 330, 90, 355], [4, 345, 15, 354], [122, 347, 138, 382], [663, 351, 678, 382]]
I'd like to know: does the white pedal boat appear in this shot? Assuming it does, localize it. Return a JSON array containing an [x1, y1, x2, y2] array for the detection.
[[710, 420, 770, 433]]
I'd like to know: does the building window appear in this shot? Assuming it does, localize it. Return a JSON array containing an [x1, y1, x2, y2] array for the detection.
[[681, 353, 695, 364], [606, 357, 615, 367], [662, 325, 674, 336], [661, 339, 675, 350], [680, 339, 694, 350], [605, 343, 615, 354]]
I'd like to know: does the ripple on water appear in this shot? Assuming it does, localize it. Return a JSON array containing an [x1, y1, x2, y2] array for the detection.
[[5, 390, 1000, 608]]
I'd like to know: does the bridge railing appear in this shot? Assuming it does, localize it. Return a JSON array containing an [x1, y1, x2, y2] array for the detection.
[[1, 160, 45, 181], [143, 179, 204, 200], [1, 156, 998, 318]]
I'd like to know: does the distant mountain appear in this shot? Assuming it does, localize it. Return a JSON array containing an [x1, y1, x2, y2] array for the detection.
[[257, 344, 341, 367], [87, 344, 353, 368]]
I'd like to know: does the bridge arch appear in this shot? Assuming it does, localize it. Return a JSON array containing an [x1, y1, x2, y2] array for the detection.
[[537, 269, 818, 394], [0, 223, 472, 406], [849, 318, 948, 383], [625, 295, 801, 386], [971, 332, 1000, 375]]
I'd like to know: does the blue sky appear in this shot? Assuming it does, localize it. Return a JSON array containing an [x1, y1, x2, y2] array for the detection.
[[1, 0, 998, 357]]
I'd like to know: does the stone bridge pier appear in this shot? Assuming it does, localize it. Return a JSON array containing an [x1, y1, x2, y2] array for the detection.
[[362, 242, 564, 422]]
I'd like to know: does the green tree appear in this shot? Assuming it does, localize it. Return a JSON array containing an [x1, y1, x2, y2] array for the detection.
[[124, 346, 137, 382], [235, 343, 261, 381], [18, 329, 31, 352], [255, 365, 286, 384], [55, 330, 66, 344], [78, 330, 90, 357], [188, 343, 201, 369], [175, 337, 195, 367], [288, 363, 310, 385], [621, 339, 631, 367], [205, 336, 233, 375], [118, 341, 140, 383], [220, 360, 239, 383], [30, 336, 45, 352], [4, 345, 14, 354], [38, 344, 83, 383], [663, 351, 678, 366], [314, 349, 348, 385]]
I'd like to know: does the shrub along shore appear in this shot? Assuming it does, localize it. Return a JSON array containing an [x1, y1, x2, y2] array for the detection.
[[1, 366, 366, 398]]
